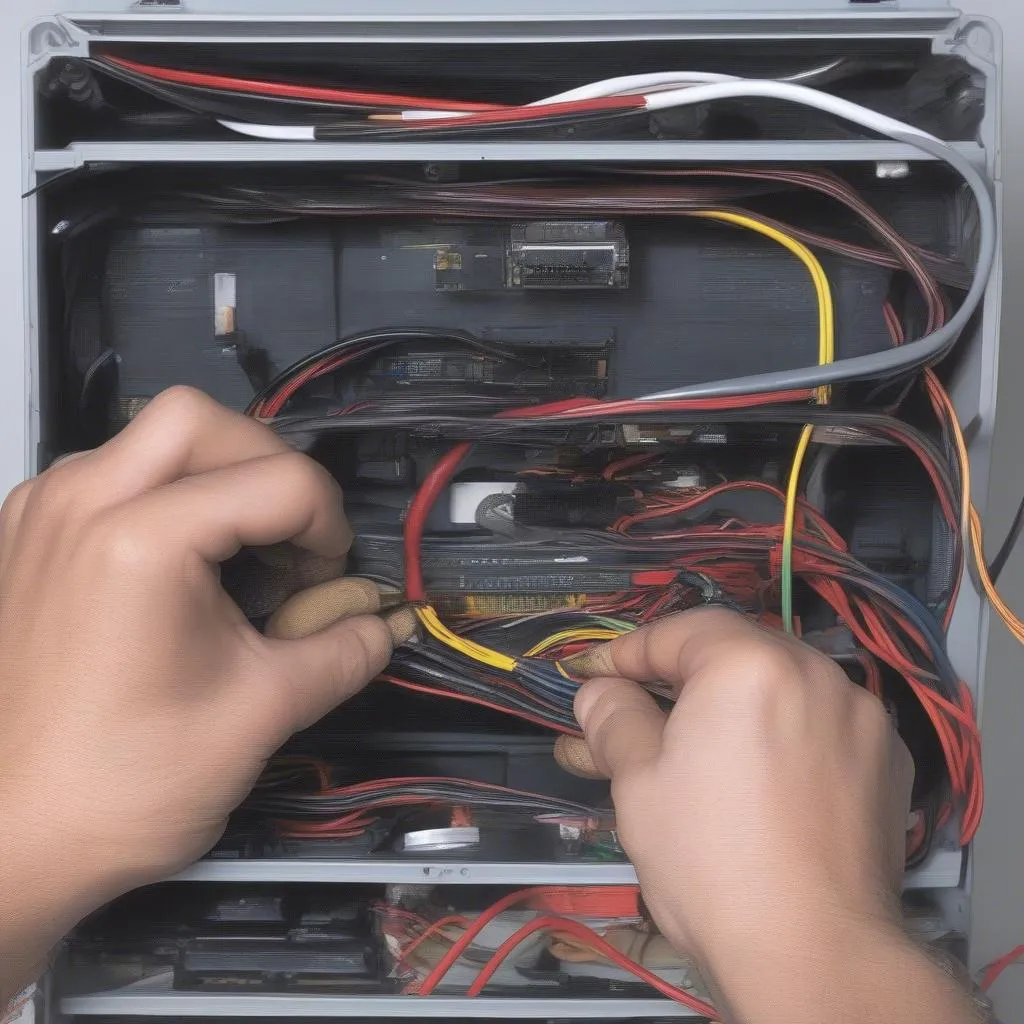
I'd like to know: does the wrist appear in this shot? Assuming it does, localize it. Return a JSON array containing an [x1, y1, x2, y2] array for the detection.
[[693, 907, 974, 1024], [0, 781, 115, 938]]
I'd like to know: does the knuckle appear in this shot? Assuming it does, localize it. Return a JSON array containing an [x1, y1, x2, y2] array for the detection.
[[26, 471, 78, 524], [277, 451, 340, 499], [0, 479, 33, 529], [144, 385, 215, 429], [729, 641, 803, 694]]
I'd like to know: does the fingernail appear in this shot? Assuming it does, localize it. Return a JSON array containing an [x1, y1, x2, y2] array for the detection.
[[554, 735, 605, 780], [562, 647, 608, 679], [384, 607, 418, 646]]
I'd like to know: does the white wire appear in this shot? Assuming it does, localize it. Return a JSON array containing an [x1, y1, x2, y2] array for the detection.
[[216, 73, 994, 399], [398, 109, 474, 121], [637, 79, 937, 142], [219, 120, 316, 140], [531, 72, 739, 106], [222, 74, 938, 142], [395, 72, 739, 119]]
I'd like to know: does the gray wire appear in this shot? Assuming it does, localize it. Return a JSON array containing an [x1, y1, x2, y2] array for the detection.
[[640, 132, 997, 401]]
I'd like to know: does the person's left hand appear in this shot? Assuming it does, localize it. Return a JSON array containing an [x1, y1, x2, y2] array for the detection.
[[0, 387, 405, 928]]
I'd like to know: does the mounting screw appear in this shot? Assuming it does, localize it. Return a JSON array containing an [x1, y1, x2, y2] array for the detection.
[[424, 163, 458, 183]]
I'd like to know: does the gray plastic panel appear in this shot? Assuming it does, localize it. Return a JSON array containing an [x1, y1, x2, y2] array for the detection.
[[32, 140, 987, 174], [46, 5, 960, 49], [171, 849, 964, 887], [61, 978, 699, 1019]]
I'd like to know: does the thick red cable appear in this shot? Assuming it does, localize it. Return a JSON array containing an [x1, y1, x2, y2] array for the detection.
[[403, 396, 807, 601], [464, 914, 717, 1017], [412, 887, 547, 995], [102, 55, 504, 111], [403, 398, 596, 601], [981, 944, 1024, 991], [385, 95, 645, 130]]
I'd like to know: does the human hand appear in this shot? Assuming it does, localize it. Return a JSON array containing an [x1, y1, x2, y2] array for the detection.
[[0, 388, 405, 938], [556, 608, 923, 1021]]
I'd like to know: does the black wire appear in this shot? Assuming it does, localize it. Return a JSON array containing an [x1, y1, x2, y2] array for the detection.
[[88, 58, 380, 123], [390, 645, 578, 731], [249, 779, 600, 820], [987, 491, 1024, 585], [314, 109, 645, 141], [251, 327, 538, 413]]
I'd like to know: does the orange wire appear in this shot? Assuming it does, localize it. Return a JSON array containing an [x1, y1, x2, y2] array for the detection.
[[398, 915, 472, 964], [464, 914, 717, 1018]]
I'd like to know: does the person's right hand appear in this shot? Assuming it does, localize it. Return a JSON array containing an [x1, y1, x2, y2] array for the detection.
[[556, 608, 926, 1022]]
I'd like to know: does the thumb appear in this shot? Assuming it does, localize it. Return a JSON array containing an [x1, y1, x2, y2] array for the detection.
[[574, 677, 668, 780], [263, 609, 416, 733]]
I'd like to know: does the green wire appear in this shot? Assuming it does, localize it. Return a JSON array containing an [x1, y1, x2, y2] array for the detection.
[[782, 425, 814, 634]]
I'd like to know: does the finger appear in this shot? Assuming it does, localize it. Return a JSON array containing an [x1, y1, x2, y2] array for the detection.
[[222, 546, 350, 622], [48, 451, 93, 470], [268, 578, 390, 640], [114, 452, 353, 564], [50, 387, 291, 510], [554, 735, 606, 780], [574, 677, 668, 779], [263, 614, 396, 733], [563, 607, 792, 694]]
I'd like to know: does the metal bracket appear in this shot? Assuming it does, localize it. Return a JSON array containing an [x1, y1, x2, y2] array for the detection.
[[23, 17, 89, 73]]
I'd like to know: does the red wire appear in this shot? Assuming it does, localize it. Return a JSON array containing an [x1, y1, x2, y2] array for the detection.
[[981, 944, 1024, 991], [380, 676, 583, 735], [103, 55, 504, 112], [464, 914, 717, 1017], [402, 395, 809, 601], [389, 95, 646, 130], [398, 915, 473, 964], [412, 887, 549, 995], [405, 441, 472, 601], [404, 397, 596, 601]]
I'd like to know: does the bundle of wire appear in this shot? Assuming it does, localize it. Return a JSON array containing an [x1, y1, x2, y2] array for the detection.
[[249, 758, 607, 840], [233, 169, 996, 843], [217, 98, 1008, 850], [374, 885, 716, 1015], [244, 327, 553, 419], [175, 133, 992, 405]]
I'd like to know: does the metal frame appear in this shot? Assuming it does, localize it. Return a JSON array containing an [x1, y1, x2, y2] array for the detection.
[[61, 976, 699, 1018], [31, 140, 987, 173], [171, 849, 965, 887], [21, 2, 1005, 1017]]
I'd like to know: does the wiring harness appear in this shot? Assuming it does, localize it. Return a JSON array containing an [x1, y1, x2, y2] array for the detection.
[[142, 77, 1015, 855], [376, 885, 716, 1014], [250, 758, 608, 842], [86, 57, 996, 400]]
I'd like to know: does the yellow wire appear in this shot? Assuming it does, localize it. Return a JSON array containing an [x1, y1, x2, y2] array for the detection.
[[417, 209, 835, 657], [684, 211, 835, 404], [685, 211, 834, 634], [416, 606, 518, 672], [782, 424, 815, 633], [525, 628, 629, 658]]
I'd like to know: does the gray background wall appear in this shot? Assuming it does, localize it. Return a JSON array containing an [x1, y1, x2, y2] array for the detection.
[[1, 2, 1023, 1019]]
